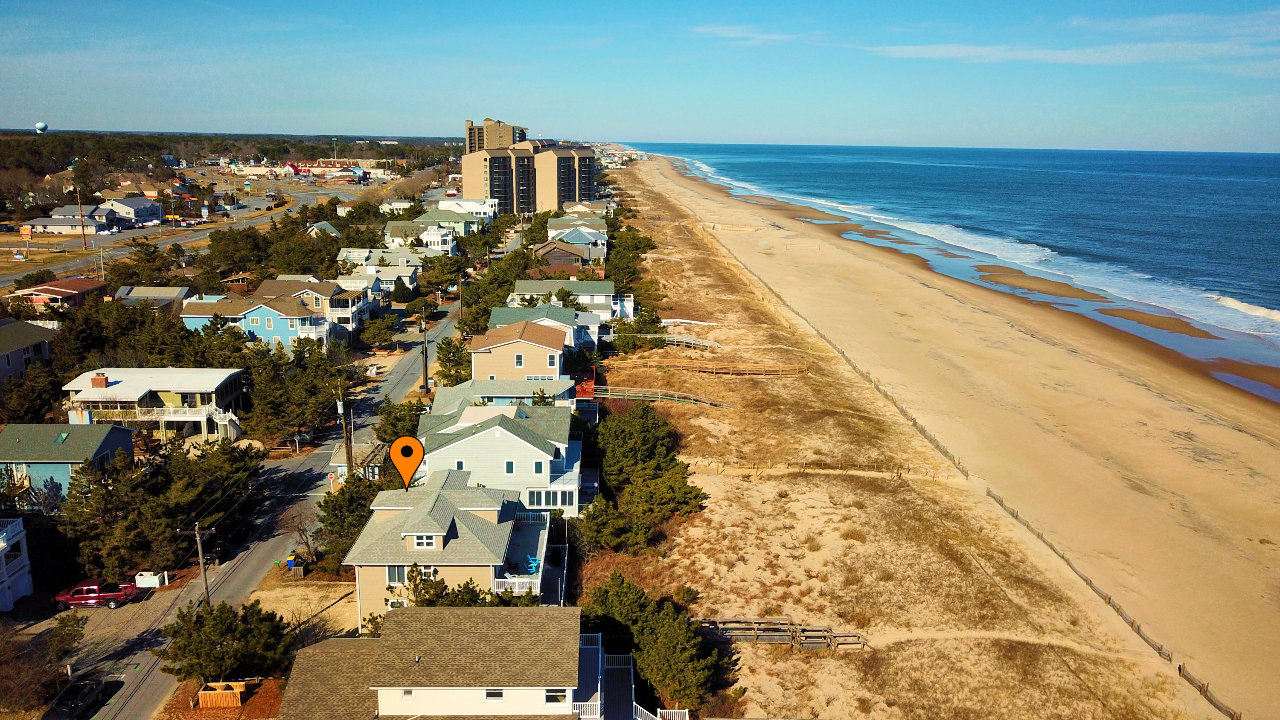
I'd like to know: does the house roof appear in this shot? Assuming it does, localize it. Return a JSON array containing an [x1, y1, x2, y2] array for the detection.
[[337, 247, 426, 265], [307, 221, 340, 236], [277, 608, 581, 720], [22, 217, 106, 228], [108, 196, 160, 209], [25, 278, 108, 296], [414, 209, 478, 225], [550, 227, 606, 246], [418, 404, 571, 453], [115, 286, 191, 301], [531, 239, 589, 260], [180, 296, 314, 319], [0, 424, 132, 464], [513, 280, 613, 296], [469, 321, 565, 353], [344, 470, 515, 567], [275, 274, 322, 282], [383, 221, 432, 239], [0, 319, 57, 356], [429, 379, 575, 415], [254, 279, 341, 299], [488, 305, 579, 330], [64, 367, 241, 402], [547, 216, 606, 231]]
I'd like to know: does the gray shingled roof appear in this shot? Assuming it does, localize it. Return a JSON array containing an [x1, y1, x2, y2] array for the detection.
[[278, 607, 582, 720], [417, 405, 570, 456], [429, 379, 574, 415], [0, 424, 132, 463], [0, 319, 57, 356], [344, 470, 516, 567], [512, 280, 614, 296], [488, 305, 578, 330]]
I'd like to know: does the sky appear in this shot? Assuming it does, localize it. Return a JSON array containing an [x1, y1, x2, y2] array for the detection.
[[2, 0, 1279, 151]]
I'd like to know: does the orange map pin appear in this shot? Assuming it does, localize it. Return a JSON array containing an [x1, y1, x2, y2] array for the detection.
[[390, 436, 424, 490]]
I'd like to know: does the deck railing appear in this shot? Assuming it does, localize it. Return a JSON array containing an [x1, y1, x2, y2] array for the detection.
[[604, 654, 632, 668], [574, 702, 601, 718]]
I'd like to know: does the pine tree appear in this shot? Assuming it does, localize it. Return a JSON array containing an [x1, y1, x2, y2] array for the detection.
[[154, 600, 291, 682]]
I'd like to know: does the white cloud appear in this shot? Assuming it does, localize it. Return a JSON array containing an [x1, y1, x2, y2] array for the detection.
[[1066, 8, 1280, 42], [867, 40, 1274, 65], [689, 25, 798, 45]]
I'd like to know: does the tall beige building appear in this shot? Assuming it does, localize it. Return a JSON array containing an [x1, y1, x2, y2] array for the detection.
[[461, 140, 596, 215], [464, 118, 528, 154]]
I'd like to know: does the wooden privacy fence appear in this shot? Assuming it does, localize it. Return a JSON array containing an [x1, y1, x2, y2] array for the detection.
[[987, 489, 1244, 720], [699, 617, 867, 650], [195, 681, 248, 708], [594, 385, 731, 408], [605, 358, 807, 376]]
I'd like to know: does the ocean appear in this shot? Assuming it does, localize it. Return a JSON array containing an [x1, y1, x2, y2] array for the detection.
[[627, 143, 1280, 400]]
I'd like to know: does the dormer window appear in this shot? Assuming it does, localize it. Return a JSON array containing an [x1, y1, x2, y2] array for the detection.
[[413, 535, 436, 549]]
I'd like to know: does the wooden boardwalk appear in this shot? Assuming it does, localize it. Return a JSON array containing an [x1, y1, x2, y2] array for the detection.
[[610, 334, 722, 349], [605, 358, 806, 376], [593, 386, 731, 408], [698, 617, 867, 650]]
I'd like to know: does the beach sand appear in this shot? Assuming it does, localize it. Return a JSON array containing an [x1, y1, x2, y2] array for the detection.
[[974, 265, 1111, 302], [1097, 308, 1222, 340], [618, 156, 1280, 719]]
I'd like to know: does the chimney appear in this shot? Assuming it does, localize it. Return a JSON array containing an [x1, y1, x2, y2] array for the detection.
[[90, 373, 108, 388]]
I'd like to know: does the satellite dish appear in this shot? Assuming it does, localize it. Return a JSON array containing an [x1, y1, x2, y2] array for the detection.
[[35, 122, 48, 134]]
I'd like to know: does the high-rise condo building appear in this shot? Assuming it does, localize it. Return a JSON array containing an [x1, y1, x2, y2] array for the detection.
[[464, 118, 528, 154], [461, 141, 596, 215]]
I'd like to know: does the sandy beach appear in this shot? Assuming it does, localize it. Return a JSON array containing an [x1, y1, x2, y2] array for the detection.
[[620, 156, 1280, 718]]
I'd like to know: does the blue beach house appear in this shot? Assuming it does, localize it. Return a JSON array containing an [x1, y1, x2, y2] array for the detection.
[[0, 424, 134, 497], [180, 296, 332, 350]]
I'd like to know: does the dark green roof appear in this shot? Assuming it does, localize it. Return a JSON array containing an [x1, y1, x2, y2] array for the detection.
[[0, 424, 132, 463], [0, 319, 57, 356]]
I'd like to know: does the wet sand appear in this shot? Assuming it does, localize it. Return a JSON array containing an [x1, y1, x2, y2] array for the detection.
[[974, 265, 1112, 302], [1098, 308, 1222, 340]]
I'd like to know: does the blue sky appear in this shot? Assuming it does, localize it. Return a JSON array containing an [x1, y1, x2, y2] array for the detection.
[[2, 1, 1278, 151]]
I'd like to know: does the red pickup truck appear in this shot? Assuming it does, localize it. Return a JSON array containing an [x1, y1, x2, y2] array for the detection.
[[54, 580, 139, 611]]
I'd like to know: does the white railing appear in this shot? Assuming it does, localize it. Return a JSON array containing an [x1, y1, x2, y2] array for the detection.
[[90, 405, 240, 425], [0, 518, 21, 543], [604, 654, 632, 668], [493, 577, 540, 594], [573, 702, 601, 718], [3, 552, 28, 578], [580, 633, 601, 648], [633, 704, 658, 720], [515, 510, 549, 524], [658, 710, 688, 720]]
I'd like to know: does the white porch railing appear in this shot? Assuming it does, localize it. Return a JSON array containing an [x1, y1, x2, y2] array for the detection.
[[515, 511, 549, 524], [633, 704, 658, 720], [88, 405, 240, 425], [493, 577, 539, 594], [658, 711, 689, 720], [573, 702, 601, 718], [604, 654, 632, 668]]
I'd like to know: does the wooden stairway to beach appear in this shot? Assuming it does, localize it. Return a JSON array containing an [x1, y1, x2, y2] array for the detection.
[[604, 358, 807, 376], [698, 617, 867, 650]]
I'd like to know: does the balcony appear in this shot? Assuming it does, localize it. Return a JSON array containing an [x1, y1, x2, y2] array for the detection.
[[87, 404, 239, 425], [493, 511, 549, 597]]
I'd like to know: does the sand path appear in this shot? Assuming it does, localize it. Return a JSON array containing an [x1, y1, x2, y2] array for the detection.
[[627, 157, 1280, 718], [867, 629, 1147, 661]]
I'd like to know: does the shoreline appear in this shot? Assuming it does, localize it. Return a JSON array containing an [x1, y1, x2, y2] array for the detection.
[[622, 155, 1280, 718]]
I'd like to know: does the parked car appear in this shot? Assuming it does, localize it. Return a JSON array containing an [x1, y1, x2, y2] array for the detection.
[[42, 677, 103, 719], [54, 580, 139, 611]]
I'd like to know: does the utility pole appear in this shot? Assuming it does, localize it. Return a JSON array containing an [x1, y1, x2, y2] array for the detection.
[[338, 384, 354, 480], [75, 184, 88, 251], [177, 522, 214, 608]]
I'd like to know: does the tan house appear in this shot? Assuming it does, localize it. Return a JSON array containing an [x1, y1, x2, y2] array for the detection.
[[278, 606, 645, 720], [469, 321, 567, 382], [344, 470, 550, 631]]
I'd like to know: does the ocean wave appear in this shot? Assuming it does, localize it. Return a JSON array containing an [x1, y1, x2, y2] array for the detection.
[[672, 152, 1280, 343]]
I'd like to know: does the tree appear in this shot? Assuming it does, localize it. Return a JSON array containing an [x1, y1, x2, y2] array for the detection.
[[597, 402, 682, 492], [434, 336, 471, 387], [316, 476, 390, 573], [390, 278, 414, 303], [404, 296, 438, 319], [390, 565, 539, 608], [373, 396, 425, 444], [585, 573, 716, 709], [531, 389, 554, 407], [154, 600, 291, 682], [13, 269, 55, 289], [360, 316, 397, 349]]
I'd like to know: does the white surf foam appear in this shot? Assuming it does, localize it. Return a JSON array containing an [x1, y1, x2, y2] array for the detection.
[[674, 153, 1280, 344]]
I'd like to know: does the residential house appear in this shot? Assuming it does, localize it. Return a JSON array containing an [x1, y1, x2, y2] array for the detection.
[[532, 239, 590, 267], [416, 404, 584, 517], [469, 321, 567, 382], [508, 280, 633, 319], [63, 368, 244, 440], [379, 199, 416, 215], [382, 221, 457, 255], [253, 278, 371, 336], [220, 272, 256, 294], [113, 285, 192, 315], [275, 274, 323, 282], [278, 607, 619, 720], [527, 264, 606, 281], [50, 204, 116, 224], [562, 199, 611, 215], [6, 277, 107, 310], [344, 470, 551, 626], [0, 424, 134, 497], [306, 221, 340, 238], [0, 518, 33, 612], [102, 197, 162, 224], [547, 216, 607, 237], [328, 441, 386, 492], [20, 217, 109, 235], [337, 247, 424, 298], [414, 208, 481, 236], [430, 379, 577, 414], [550, 228, 608, 262], [0, 319, 56, 384], [336, 200, 359, 217], [437, 198, 498, 222], [489, 305, 602, 349], [180, 296, 333, 349]]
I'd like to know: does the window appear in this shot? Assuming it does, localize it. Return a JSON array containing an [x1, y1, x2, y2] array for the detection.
[[485, 689, 504, 702], [288, 319, 296, 330], [546, 689, 568, 704], [455, 460, 464, 470], [403, 689, 414, 698], [313, 296, 321, 308], [250, 317, 260, 326], [529, 490, 542, 507], [387, 598, 408, 609], [488, 375, 496, 381], [561, 491, 575, 507], [505, 460, 514, 474], [548, 354, 556, 368], [265, 316, 274, 330], [387, 565, 408, 585], [514, 354, 523, 368], [534, 461, 544, 474], [413, 535, 436, 549]]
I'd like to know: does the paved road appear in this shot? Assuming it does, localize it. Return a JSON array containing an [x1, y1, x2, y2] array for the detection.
[[87, 316, 449, 720]]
